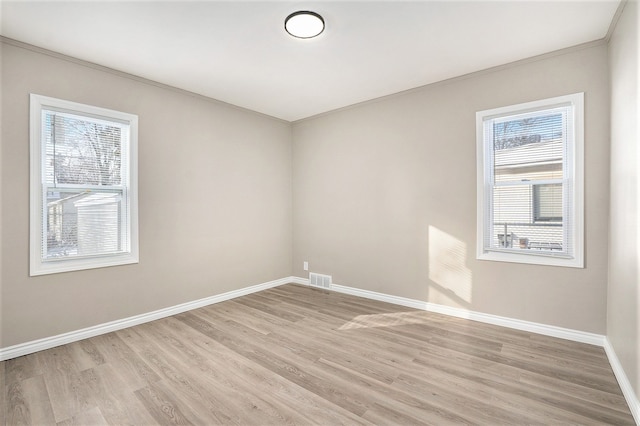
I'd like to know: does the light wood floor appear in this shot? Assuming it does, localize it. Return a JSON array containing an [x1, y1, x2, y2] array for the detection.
[[2, 284, 635, 425]]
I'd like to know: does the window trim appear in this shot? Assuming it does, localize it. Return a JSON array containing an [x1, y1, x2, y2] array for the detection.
[[476, 93, 584, 268], [30, 94, 139, 276]]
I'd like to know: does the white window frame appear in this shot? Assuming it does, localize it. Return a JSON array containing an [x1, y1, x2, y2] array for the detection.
[[30, 94, 139, 276], [476, 93, 584, 268]]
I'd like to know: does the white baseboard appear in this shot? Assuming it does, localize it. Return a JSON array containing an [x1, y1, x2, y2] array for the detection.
[[604, 338, 640, 424], [296, 276, 640, 424], [289, 276, 309, 286], [0, 276, 295, 361]]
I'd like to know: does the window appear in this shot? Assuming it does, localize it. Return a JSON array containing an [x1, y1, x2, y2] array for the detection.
[[476, 93, 584, 268], [30, 94, 138, 275], [533, 183, 562, 222]]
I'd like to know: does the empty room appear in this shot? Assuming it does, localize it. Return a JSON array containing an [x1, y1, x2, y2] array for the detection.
[[1, 0, 639, 424]]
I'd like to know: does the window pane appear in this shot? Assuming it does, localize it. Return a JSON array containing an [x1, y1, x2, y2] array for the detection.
[[534, 183, 563, 222], [493, 184, 532, 224], [492, 183, 564, 251], [45, 190, 123, 259], [493, 112, 564, 183], [44, 112, 123, 186], [492, 222, 563, 251], [489, 109, 567, 254]]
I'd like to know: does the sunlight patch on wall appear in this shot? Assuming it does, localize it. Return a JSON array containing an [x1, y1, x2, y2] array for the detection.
[[428, 225, 473, 306], [338, 311, 435, 330]]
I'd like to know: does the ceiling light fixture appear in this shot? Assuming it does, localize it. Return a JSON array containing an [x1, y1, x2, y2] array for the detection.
[[285, 11, 325, 39]]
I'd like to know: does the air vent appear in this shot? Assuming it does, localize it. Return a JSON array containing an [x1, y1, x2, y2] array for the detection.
[[309, 272, 332, 289]]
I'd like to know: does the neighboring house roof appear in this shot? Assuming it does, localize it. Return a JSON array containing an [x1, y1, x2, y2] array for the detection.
[[494, 138, 562, 170]]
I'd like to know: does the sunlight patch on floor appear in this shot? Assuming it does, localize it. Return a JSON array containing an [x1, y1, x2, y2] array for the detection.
[[338, 310, 431, 330]]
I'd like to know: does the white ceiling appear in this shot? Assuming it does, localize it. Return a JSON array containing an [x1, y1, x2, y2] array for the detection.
[[1, 1, 620, 122]]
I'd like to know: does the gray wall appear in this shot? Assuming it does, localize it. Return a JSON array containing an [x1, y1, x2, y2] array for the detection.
[[292, 43, 610, 334], [608, 0, 640, 400], [1, 40, 293, 348]]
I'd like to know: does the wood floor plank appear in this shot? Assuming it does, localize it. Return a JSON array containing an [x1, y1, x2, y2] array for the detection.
[[210, 300, 288, 335], [34, 346, 81, 375], [42, 368, 95, 422], [56, 406, 108, 426], [79, 363, 158, 426], [1, 283, 635, 425], [6, 380, 30, 425], [31, 345, 91, 422], [87, 332, 162, 389], [4, 353, 42, 386], [65, 339, 106, 371], [135, 382, 194, 426], [232, 294, 306, 323], [362, 402, 431, 426], [6, 374, 57, 425], [225, 299, 293, 328]]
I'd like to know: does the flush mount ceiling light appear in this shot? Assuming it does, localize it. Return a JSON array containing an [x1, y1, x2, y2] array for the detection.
[[285, 11, 325, 39]]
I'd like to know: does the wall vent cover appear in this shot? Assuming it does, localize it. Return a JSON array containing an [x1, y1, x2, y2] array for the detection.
[[309, 272, 332, 289]]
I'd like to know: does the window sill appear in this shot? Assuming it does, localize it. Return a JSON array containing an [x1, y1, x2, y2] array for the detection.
[[30, 252, 139, 276], [477, 250, 583, 268]]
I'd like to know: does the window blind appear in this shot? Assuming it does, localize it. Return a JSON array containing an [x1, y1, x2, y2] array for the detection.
[[483, 105, 573, 257], [41, 109, 130, 260]]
